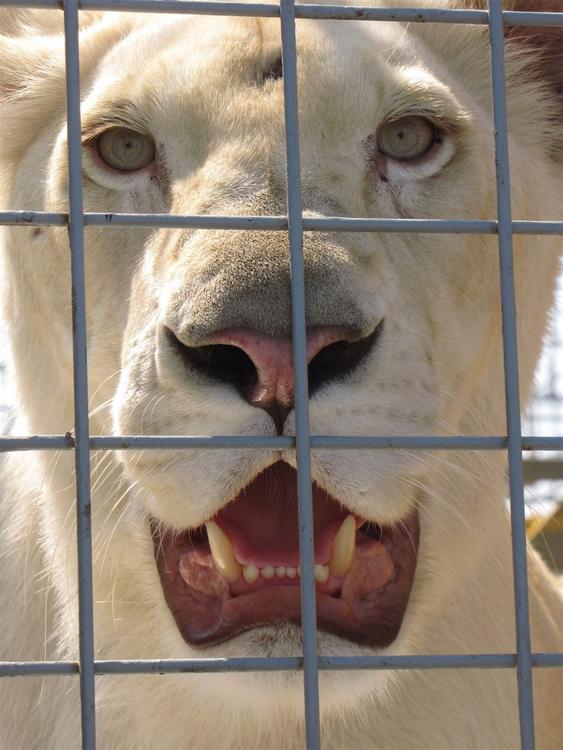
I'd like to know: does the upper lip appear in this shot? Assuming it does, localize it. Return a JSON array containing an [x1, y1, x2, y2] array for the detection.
[[151, 461, 420, 648]]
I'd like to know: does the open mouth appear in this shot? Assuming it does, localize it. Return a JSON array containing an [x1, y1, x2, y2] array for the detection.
[[152, 462, 419, 648]]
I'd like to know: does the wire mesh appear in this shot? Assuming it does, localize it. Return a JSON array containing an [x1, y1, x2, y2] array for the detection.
[[0, 1, 562, 749]]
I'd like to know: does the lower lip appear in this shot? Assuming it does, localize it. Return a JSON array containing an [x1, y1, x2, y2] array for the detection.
[[152, 509, 419, 648]]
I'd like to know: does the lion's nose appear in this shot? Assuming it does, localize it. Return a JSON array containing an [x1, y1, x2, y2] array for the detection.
[[207, 328, 352, 430], [166, 324, 382, 433]]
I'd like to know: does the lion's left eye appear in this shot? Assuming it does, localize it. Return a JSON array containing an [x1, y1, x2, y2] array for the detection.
[[377, 116, 437, 161], [96, 127, 155, 171]]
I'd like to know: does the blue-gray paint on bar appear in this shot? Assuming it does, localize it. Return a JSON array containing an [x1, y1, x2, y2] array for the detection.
[[3, 434, 563, 452], [280, 0, 321, 746], [1, 652, 562, 678], [2, 0, 562, 28], [488, 1, 535, 747], [63, 1, 97, 748], [4, 211, 563, 236]]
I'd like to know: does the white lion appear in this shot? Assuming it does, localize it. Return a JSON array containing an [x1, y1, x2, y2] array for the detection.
[[0, 0, 562, 748]]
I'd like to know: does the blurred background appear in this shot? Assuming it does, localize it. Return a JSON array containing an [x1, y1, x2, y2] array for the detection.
[[522, 279, 563, 572], [1, 278, 562, 573]]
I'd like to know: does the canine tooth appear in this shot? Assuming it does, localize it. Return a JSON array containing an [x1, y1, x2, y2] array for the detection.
[[315, 564, 329, 584], [286, 566, 297, 578], [243, 565, 259, 584], [275, 566, 286, 578], [262, 565, 275, 579], [329, 515, 356, 577], [206, 521, 242, 582]]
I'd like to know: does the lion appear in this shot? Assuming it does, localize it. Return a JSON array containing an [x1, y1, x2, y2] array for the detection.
[[0, 0, 561, 747]]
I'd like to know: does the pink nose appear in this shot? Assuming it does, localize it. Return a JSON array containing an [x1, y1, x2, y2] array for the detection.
[[166, 322, 382, 433], [209, 327, 352, 415]]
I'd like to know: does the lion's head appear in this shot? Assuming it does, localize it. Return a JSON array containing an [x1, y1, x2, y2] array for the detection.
[[1, 0, 562, 740]]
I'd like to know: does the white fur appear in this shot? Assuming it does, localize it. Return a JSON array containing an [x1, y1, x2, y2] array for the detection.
[[0, 1, 562, 748]]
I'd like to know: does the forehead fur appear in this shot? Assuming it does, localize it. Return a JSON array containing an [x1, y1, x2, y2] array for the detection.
[[89, 14, 473, 112], [1, 0, 560, 177], [79, 11, 478, 184]]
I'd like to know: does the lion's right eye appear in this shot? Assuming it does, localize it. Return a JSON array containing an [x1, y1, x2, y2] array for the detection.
[[96, 127, 156, 171], [377, 116, 437, 162]]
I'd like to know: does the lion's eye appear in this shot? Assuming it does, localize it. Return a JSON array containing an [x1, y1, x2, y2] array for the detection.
[[96, 127, 155, 171], [377, 116, 437, 161]]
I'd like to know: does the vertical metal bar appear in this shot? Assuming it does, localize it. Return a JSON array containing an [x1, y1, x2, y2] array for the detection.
[[279, 0, 321, 747], [487, 2, 535, 748], [63, 1, 97, 747]]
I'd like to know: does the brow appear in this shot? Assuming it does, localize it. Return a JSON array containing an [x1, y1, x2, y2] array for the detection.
[[81, 101, 151, 141]]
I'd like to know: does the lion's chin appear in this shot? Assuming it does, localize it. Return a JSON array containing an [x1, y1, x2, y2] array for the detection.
[[150, 461, 419, 648]]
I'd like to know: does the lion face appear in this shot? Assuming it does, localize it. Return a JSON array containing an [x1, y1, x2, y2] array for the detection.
[[3, 3, 562, 723], [67, 15, 499, 660]]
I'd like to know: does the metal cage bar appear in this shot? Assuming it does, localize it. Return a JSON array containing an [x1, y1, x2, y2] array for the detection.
[[63, 1, 97, 747], [3, 434, 563, 452], [1, 651, 563, 678], [487, 0, 536, 746], [0, 2, 562, 750], [4, 210, 563, 235], [280, 0, 321, 744], [3, 0, 563, 26]]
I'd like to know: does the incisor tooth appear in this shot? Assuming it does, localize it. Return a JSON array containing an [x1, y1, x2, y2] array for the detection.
[[206, 521, 242, 582], [329, 515, 356, 577], [315, 564, 329, 584], [243, 565, 259, 584], [262, 565, 275, 579]]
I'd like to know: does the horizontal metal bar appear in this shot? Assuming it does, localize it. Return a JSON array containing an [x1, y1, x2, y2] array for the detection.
[[0, 1, 561, 28], [0, 653, 561, 678], [0, 662, 80, 676], [299, 7, 563, 27], [323, 653, 563, 669], [89, 435, 293, 449], [533, 653, 563, 668], [2, 435, 563, 453], [297, 5, 488, 22], [81, 0, 280, 15], [86, 213, 287, 230], [309, 218, 497, 233], [506, 221, 563, 235], [3, 212, 563, 236], [0, 211, 68, 226], [96, 657, 303, 674], [0, 0, 281, 12], [0, 435, 75, 451], [521, 437, 563, 451], [310, 436, 509, 450], [499, 10, 563, 26], [91, 653, 563, 672]]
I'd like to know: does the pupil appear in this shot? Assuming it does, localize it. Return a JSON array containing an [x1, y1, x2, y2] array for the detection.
[[397, 130, 405, 140]]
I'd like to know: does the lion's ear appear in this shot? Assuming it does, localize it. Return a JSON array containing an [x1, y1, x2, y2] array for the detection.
[[0, 8, 65, 102], [0, 7, 108, 101], [0, 10, 66, 167], [448, 0, 563, 95], [0, 8, 63, 36], [503, 0, 563, 111], [450, 0, 563, 155], [0, 35, 64, 103]]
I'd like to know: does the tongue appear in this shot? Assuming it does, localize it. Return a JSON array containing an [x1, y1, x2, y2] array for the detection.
[[213, 462, 349, 567]]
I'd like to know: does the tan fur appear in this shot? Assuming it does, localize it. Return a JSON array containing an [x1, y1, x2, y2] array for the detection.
[[0, 1, 562, 748]]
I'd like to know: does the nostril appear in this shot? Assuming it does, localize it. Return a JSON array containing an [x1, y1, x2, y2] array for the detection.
[[165, 321, 382, 428], [165, 328, 258, 394], [308, 320, 384, 396]]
